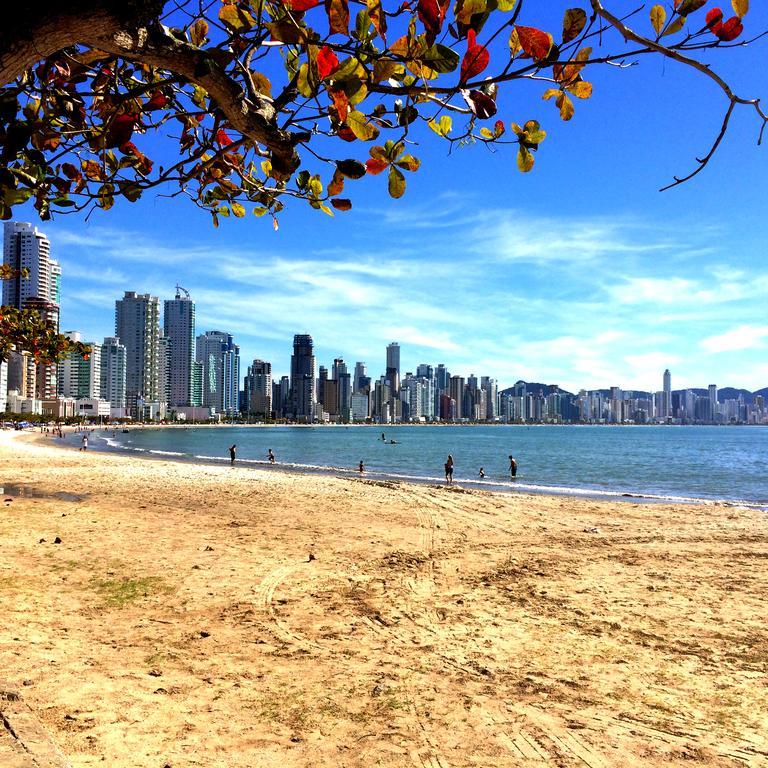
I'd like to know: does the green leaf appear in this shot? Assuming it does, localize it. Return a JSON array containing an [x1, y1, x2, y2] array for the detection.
[[662, 15, 686, 36], [427, 115, 453, 137], [650, 4, 666, 35], [517, 146, 534, 173], [253, 207, 268, 217], [523, 120, 546, 144], [346, 110, 380, 141], [388, 166, 406, 198], [422, 44, 460, 74]]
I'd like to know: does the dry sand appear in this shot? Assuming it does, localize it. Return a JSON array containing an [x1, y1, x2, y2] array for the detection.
[[0, 429, 766, 767]]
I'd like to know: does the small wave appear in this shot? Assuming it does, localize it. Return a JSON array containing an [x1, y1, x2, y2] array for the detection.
[[149, 449, 187, 457]]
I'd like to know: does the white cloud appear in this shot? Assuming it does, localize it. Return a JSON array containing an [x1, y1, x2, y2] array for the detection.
[[700, 325, 768, 354]]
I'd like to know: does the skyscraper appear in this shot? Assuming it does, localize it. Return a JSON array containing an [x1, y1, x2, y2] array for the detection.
[[115, 291, 161, 416], [196, 331, 240, 416], [3, 221, 62, 399], [59, 331, 102, 399], [663, 368, 672, 419], [163, 287, 196, 407], [290, 334, 316, 421], [100, 337, 127, 410], [2, 222, 59, 308], [385, 342, 400, 423], [353, 361, 368, 393], [244, 359, 272, 418]]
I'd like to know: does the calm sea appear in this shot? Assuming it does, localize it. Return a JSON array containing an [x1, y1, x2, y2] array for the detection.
[[91, 424, 768, 508]]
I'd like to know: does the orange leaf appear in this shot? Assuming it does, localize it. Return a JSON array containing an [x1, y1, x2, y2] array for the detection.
[[365, 158, 389, 174], [514, 25, 552, 60]]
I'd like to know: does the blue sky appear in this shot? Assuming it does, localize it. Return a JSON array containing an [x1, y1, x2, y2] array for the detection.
[[14, 2, 768, 392]]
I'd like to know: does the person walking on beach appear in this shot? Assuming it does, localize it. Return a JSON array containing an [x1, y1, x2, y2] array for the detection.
[[80, 434, 88, 451], [445, 454, 454, 484], [229, 444, 237, 466], [359, 460, 365, 473], [268, 448, 275, 464], [509, 455, 517, 478]]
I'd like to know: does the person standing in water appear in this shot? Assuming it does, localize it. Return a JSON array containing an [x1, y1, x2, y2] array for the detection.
[[359, 460, 365, 473], [444, 454, 454, 484], [478, 467, 485, 479], [268, 448, 275, 464], [229, 444, 236, 466], [509, 454, 517, 478]]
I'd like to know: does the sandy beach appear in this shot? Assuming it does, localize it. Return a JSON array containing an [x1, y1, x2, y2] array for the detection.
[[1, 429, 766, 767]]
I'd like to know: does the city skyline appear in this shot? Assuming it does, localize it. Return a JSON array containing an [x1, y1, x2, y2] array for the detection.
[[34, 209, 767, 394]]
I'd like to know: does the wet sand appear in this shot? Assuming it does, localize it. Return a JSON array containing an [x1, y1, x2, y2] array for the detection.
[[1, 430, 766, 767]]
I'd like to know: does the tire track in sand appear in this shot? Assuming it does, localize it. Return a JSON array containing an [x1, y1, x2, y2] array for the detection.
[[252, 564, 324, 651]]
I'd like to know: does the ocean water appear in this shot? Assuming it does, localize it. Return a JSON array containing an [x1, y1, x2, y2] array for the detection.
[[90, 424, 768, 507]]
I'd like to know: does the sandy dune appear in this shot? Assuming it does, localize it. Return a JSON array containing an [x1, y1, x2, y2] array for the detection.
[[1, 430, 766, 767]]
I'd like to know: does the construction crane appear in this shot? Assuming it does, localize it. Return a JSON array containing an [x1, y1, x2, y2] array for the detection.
[[175, 284, 191, 299]]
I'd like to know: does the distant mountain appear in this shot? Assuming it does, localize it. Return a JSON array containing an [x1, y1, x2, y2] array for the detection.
[[497, 382, 766, 403], [499, 382, 574, 398]]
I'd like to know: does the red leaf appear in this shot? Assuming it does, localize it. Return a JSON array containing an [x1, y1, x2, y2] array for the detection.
[[705, 7, 724, 30], [418, 0, 446, 45], [145, 91, 169, 111], [216, 129, 233, 147], [337, 126, 357, 142], [366, 158, 390, 175], [460, 29, 490, 83], [317, 46, 340, 79], [330, 198, 352, 211], [715, 15, 743, 40], [106, 113, 137, 149], [285, 0, 321, 8], [514, 25, 552, 60]]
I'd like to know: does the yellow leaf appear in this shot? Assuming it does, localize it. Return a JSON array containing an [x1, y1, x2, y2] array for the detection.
[[479, 127, 494, 139], [231, 202, 246, 218], [567, 80, 592, 99], [650, 4, 666, 35], [542, 88, 560, 101], [250, 71, 272, 98], [319, 204, 334, 217], [557, 92, 574, 121], [732, 0, 748, 16], [517, 146, 534, 173], [662, 15, 686, 36], [260, 160, 272, 176], [190, 19, 209, 46], [346, 110, 380, 141], [253, 207, 268, 217], [427, 115, 452, 137], [456, 0, 487, 27], [508, 28, 522, 56], [219, 3, 255, 31]]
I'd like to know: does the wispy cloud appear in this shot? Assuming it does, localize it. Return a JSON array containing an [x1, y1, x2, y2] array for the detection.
[[43, 207, 766, 391], [700, 325, 768, 354]]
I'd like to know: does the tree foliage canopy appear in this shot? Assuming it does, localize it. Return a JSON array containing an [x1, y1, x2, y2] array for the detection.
[[0, 0, 765, 230], [0, 0, 764, 366]]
